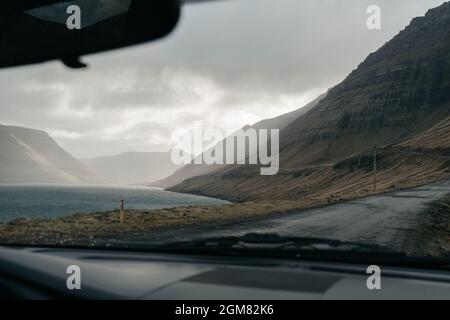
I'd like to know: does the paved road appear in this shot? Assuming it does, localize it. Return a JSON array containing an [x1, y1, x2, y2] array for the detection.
[[137, 179, 449, 252]]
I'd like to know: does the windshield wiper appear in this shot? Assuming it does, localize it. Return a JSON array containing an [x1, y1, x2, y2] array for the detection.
[[175, 233, 382, 248], [152, 233, 393, 256], [148, 233, 450, 270]]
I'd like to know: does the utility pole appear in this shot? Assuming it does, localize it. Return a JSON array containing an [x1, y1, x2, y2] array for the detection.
[[373, 146, 377, 192]]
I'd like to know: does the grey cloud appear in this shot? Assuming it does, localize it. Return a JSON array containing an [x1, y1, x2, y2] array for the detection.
[[0, 0, 444, 158]]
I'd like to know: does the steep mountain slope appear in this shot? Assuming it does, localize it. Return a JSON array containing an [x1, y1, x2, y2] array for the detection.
[[169, 118, 450, 202], [399, 116, 450, 150], [280, 2, 450, 167], [151, 92, 326, 189], [82, 151, 183, 185], [0, 125, 102, 184], [252, 92, 327, 130], [281, 3, 450, 166], [169, 2, 450, 201]]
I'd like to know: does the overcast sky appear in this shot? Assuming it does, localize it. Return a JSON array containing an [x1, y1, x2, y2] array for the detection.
[[0, 0, 445, 158]]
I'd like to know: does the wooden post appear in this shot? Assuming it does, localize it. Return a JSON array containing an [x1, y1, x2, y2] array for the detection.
[[120, 200, 124, 224]]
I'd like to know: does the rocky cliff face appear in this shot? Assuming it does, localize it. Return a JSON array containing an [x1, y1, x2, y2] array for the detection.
[[280, 1, 450, 167], [169, 2, 450, 201]]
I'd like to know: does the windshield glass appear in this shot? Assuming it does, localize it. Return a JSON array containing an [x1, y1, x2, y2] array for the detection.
[[0, 0, 449, 265]]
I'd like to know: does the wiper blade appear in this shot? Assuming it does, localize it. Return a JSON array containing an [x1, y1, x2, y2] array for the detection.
[[154, 233, 391, 253], [149, 233, 450, 270]]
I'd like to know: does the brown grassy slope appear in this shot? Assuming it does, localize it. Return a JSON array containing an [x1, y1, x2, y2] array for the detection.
[[169, 150, 449, 202], [400, 116, 450, 150], [170, 117, 450, 202]]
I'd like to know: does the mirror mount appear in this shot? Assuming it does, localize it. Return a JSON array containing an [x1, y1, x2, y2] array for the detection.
[[61, 56, 88, 69]]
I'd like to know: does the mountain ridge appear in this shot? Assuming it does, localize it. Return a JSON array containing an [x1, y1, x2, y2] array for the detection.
[[0, 124, 103, 184], [168, 1, 450, 201]]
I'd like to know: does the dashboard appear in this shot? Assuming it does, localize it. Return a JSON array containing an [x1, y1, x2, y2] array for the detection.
[[1, 246, 450, 299]]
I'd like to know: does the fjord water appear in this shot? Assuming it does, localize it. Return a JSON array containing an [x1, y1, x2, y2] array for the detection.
[[0, 184, 228, 221]]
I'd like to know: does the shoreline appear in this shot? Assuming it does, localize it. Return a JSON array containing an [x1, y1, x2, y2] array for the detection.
[[0, 198, 334, 247], [0, 183, 229, 223], [0, 178, 448, 253]]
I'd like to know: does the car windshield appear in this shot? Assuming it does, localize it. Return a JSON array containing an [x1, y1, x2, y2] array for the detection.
[[0, 0, 449, 266]]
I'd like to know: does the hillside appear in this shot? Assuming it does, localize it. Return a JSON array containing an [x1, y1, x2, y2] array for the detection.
[[0, 125, 103, 184], [279, 2, 450, 167], [151, 92, 326, 189], [169, 118, 450, 202], [169, 2, 450, 201]]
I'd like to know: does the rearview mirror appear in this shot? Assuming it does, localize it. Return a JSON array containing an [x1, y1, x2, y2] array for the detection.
[[0, 0, 180, 69]]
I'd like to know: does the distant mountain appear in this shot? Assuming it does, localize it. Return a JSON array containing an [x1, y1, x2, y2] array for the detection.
[[0, 125, 103, 184], [82, 151, 184, 185], [169, 2, 450, 201], [151, 92, 326, 189]]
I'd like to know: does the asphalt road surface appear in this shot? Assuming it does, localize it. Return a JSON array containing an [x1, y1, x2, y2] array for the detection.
[[140, 179, 450, 252]]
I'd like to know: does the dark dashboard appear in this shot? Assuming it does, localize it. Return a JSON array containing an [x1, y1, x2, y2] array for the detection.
[[1, 246, 449, 300]]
